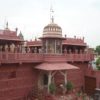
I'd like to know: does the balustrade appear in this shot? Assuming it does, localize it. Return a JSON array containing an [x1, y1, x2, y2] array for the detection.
[[0, 52, 43, 63], [0, 52, 94, 64]]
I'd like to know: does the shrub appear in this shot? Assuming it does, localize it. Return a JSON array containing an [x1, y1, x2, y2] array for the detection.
[[49, 83, 56, 94], [66, 81, 74, 92], [96, 57, 100, 70]]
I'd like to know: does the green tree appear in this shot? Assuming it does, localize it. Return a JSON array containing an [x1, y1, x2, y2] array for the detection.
[[96, 57, 100, 70], [95, 45, 100, 55]]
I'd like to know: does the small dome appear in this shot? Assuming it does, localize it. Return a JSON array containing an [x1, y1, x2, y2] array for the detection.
[[43, 22, 62, 38]]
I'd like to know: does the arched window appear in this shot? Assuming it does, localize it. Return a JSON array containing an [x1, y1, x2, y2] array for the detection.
[[43, 74, 48, 85]]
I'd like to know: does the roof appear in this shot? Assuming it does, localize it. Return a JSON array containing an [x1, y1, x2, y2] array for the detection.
[[43, 22, 62, 38], [35, 63, 79, 71], [40, 36, 65, 40], [44, 23, 61, 29], [27, 40, 42, 46], [0, 30, 23, 42], [62, 38, 87, 46]]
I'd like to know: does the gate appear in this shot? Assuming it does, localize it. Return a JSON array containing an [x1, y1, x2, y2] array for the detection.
[[85, 76, 96, 95]]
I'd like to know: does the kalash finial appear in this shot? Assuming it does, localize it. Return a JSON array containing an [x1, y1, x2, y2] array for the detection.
[[50, 4, 54, 23]]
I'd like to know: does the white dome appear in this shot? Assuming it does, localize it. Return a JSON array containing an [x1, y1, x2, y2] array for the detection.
[[43, 23, 62, 38]]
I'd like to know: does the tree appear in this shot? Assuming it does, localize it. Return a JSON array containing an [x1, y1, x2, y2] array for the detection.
[[95, 45, 100, 55], [96, 57, 100, 70]]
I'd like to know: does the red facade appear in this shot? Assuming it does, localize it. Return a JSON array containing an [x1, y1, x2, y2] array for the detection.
[[0, 22, 100, 100]]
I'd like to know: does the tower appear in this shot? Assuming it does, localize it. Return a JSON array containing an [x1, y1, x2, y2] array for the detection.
[[40, 6, 65, 54]]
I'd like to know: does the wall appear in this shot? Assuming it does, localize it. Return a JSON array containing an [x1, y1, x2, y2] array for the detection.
[[95, 71, 100, 88], [54, 68, 83, 92], [71, 62, 89, 88], [0, 61, 94, 99], [0, 63, 38, 100]]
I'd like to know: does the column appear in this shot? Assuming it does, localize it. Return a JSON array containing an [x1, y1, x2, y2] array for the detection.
[[60, 41, 62, 54], [59, 71, 67, 92], [46, 39, 48, 53], [64, 71, 67, 85], [55, 40, 56, 54], [64, 71, 67, 92], [48, 71, 52, 93]]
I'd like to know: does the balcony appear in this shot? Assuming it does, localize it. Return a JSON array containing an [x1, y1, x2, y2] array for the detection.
[[0, 52, 44, 64], [0, 52, 94, 64], [44, 53, 94, 62]]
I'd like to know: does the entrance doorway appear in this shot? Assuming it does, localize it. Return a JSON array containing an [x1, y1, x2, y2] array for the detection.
[[43, 73, 48, 86], [38, 72, 48, 90], [85, 76, 96, 95]]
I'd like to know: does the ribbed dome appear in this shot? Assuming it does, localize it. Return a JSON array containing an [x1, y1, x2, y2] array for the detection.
[[43, 22, 62, 38]]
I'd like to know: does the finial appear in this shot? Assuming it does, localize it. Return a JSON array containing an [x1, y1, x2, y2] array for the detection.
[[83, 37, 84, 41], [19, 31, 24, 40], [51, 16, 54, 23], [35, 37, 37, 41], [65, 34, 67, 38], [15, 27, 18, 33], [50, 4, 54, 23], [6, 22, 8, 29]]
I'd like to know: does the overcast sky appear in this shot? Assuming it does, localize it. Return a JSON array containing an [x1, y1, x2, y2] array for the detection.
[[0, 0, 100, 48]]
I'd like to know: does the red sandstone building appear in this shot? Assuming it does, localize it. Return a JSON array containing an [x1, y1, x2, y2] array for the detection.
[[0, 17, 100, 100]]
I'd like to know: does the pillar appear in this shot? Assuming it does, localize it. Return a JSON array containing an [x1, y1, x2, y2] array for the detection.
[[59, 71, 67, 92], [55, 40, 56, 53], [64, 71, 67, 85], [46, 39, 48, 53], [48, 71, 52, 93]]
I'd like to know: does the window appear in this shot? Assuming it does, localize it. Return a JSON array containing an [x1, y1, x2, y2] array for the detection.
[[43, 74, 48, 85]]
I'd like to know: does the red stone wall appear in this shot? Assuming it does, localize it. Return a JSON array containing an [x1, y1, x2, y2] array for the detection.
[[0, 64, 39, 100], [71, 62, 89, 88], [0, 62, 94, 99], [54, 68, 83, 92], [95, 71, 100, 88], [67, 69, 83, 91]]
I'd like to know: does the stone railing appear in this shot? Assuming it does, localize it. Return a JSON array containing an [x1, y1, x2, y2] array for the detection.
[[44, 53, 94, 62], [0, 52, 44, 64], [0, 52, 94, 64]]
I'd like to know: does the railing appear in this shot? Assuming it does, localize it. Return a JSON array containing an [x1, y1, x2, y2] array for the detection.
[[44, 53, 94, 62], [0, 52, 94, 64], [0, 52, 44, 63]]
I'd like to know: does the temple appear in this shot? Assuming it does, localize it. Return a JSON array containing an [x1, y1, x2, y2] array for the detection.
[[0, 16, 100, 100]]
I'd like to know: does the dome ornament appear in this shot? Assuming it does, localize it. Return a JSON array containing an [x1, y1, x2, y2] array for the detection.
[[50, 5, 54, 23]]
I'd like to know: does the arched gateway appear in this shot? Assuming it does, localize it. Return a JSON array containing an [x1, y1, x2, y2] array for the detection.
[[36, 63, 79, 93]]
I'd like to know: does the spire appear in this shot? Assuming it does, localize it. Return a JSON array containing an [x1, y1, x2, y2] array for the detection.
[[6, 21, 8, 29], [50, 4, 54, 23], [19, 31, 24, 40]]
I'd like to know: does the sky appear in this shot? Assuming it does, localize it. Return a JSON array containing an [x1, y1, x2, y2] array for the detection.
[[0, 0, 100, 48]]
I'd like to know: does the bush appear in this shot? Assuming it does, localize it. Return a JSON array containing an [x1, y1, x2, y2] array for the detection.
[[49, 83, 56, 94], [66, 81, 74, 92], [96, 57, 100, 70], [96, 57, 100, 65]]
